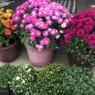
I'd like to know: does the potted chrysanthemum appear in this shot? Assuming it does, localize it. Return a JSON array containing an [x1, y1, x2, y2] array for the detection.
[[9, 64, 38, 95], [0, 64, 18, 95], [60, 9, 95, 68], [10, 0, 72, 66], [0, 8, 19, 63]]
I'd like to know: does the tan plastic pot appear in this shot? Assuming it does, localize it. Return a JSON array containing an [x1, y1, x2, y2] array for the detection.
[[24, 41, 55, 67], [0, 40, 19, 63]]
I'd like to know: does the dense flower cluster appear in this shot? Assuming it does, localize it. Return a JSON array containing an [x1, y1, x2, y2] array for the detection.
[[11, 0, 72, 51], [60, 9, 95, 65], [0, 8, 17, 48], [36, 63, 66, 95]]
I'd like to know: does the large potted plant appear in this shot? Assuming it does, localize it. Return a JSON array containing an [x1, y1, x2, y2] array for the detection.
[[62, 65, 95, 94], [0, 64, 18, 95], [10, 0, 72, 66], [36, 63, 66, 95], [0, 8, 19, 63], [60, 9, 95, 68], [9, 64, 38, 95]]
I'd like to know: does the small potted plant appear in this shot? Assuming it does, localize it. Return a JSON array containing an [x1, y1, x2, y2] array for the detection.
[[0, 64, 18, 95], [62, 65, 95, 94], [36, 63, 66, 95], [60, 8, 95, 68], [0, 8, 19, 63], [10, 0, 72, 66], [9, 64, 38, 95]]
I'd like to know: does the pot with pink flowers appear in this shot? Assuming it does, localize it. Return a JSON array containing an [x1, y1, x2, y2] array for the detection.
[[10, 0, 72, 66], [60, 9, 95, 68]]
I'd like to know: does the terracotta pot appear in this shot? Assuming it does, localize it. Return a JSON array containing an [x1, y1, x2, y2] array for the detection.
[[67, 53, 94, 69], [24, 41, 55, 67], [0, 40, 19, 63]]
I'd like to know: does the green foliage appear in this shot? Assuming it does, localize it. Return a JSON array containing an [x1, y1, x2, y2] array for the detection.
[[0, 64, 18, 89], [9, 64, 38, 95], [62, 65, 95, 95], [36, 63, 66, 95]]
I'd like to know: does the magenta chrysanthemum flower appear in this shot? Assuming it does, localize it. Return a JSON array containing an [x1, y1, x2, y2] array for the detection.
[[77, 29, 85, 36], [73, 52, 77, 55], [62, 44, 65, 48], [90, 41, 95, 49], [10, 20, 14, 24], [71, 19, 78, 24], [65, 35, 72, 43], [36, 31, 41, 37], [46, 20, 52, 25], [30, 36, 35, 41], [84, 25, 92, 34], [93, 55, 95, 59], [60, 40, 65, 44], [50, 29, 56, 36], [83, 35, 91, 43], [43, 37, 50, 45], [43, 30, 49, 37], [77, 23, 82, 28]]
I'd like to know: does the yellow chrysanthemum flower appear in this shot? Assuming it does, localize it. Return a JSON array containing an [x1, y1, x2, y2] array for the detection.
[[56, 68, 60, 71], [91, 5, 95, 8], [0, 8, 4, 11], [6, 9, 13, 13], [50, 71, 53, 73]]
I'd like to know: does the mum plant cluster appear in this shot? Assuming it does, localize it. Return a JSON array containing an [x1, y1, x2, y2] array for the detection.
[[0, 63, 95, 95], [60, 9, 95, 66], [0, 8, 17, 48], [10, 0, 73, 51]]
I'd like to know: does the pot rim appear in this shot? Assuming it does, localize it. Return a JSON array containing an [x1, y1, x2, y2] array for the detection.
[[0, 39, 19, 51], [24, 40, 55, 52]]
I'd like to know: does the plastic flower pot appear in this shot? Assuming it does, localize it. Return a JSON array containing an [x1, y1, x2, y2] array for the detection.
[[24, 41, 55, 67], [0, 87, 13, 95], [67, 53, 94, 69], [0, 40, 19, 63]]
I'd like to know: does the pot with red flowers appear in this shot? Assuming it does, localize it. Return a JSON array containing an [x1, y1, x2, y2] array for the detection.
[[60, 9, 95, 68], [10, 0, 72, 66], [0, 8, 19, 63]]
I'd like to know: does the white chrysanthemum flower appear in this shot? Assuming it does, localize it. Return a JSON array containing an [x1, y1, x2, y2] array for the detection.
[[55, 34, 60, 39], [59, 30, 63, 34], [22, 80, 25, 83], [16, 76, 20, 81], [61, 22, 66, 28], [27, 68, 31, 72]]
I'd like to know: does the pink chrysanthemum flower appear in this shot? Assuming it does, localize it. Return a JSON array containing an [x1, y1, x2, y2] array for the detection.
[[43, 23, 48, 29], [10, 20, 14, 24], [36, 31, 41, 37], [40, 40, 44, 45], [64, 19, 69, 24], [22, 19, 26, 24], [14, 24, 18, 28], [61, 22, 67, 28], [20, 24, 24, 28], [26, 16, 32, 23], [38, 44, 44, 51], [46, 16, 50, 20], [36, 44, 39, 48], [23, 13, 28, 19], [15, 16, 20, 21], [46, 20, 52, 25], [50, 29, 56, 36], [90, 41, 95, 49], [31, 17, 37, 23], [43, 37, 50, 45], [25, 25, 28, 30], [58, 17, 63, 24], [43, 30, 49, 37], [62, 13, 67, 18], [48, 28, 52, 32], [28, 24, 34, 30], [30, 36, 35, 41], [65, 35, 72, 43]]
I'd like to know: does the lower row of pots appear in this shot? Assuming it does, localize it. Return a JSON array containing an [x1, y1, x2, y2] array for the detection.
[[0, 40, 94, 69]]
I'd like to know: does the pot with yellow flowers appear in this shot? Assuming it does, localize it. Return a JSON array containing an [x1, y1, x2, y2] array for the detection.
[[0, 8, 19, 63]]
